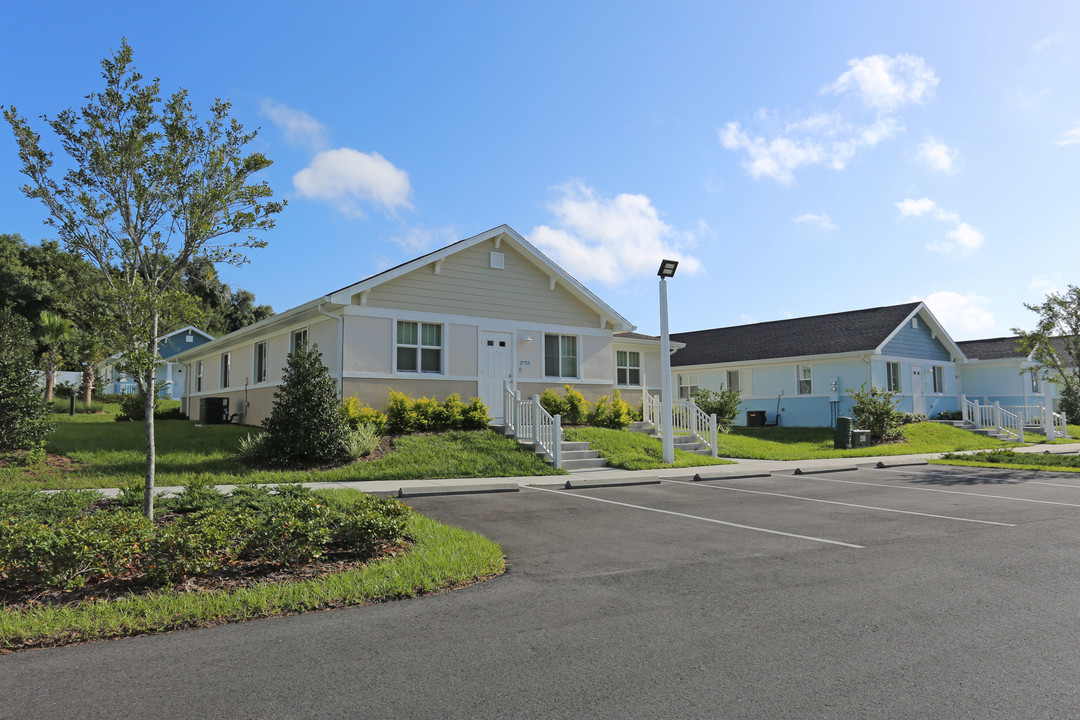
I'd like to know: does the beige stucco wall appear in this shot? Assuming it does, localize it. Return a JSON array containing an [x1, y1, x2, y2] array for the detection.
[[448, 324, 477, 376], [344, 315, 393, 373], [359, 241, 602, 328], [184, 386, 277, 427], [582, 335, 613, 382], [513, 381, 615, 403]]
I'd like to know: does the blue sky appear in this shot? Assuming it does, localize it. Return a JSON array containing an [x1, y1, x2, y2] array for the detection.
[[3, 1, 1079, 340]]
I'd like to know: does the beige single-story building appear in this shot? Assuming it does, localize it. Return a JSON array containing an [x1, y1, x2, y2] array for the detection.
[[171, 225, 671, 426]]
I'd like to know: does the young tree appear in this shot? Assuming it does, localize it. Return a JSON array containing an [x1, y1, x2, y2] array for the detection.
[[38, 310, 74, 403], [0, 309, 53, 454], [5, 40, 283, 518], [1014, 285, 1080, 420]]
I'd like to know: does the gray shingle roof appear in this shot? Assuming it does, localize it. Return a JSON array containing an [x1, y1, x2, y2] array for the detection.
[[670, 302, 922, 367], [955, 337, 1027, 360]]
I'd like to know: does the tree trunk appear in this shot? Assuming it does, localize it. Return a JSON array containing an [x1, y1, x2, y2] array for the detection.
[[44, 354, 57, 403], [82, 364, 94, 409], [143, 313, 159, 521]]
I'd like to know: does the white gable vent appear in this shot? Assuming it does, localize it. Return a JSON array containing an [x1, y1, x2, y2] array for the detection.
[[490, 251, 505, 269], [912, 317, 919, 329]]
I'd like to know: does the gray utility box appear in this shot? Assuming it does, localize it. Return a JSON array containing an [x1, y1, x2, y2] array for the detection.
[[851, 430, 871, 447]]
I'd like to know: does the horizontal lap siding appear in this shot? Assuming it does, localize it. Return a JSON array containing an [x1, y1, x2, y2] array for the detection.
[[881, 320, 951, 361], [362, 243, 601, 327]]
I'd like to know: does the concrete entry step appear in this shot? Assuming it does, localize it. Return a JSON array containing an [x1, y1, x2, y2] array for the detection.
[[561, 457, 610, 470]]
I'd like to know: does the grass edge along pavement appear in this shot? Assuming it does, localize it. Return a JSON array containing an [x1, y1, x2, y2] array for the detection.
[[0, 499, 506, 652], [932, 448, 1080, 473]]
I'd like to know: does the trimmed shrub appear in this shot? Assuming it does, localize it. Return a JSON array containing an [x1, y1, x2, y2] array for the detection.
[[847, 384, 903, 442], [899, 412, 927, 425], [260, 342, 350, 467], [561, 385, 590, 426], [340, 396, 388, 435], [539, 388, 567, 418], [586, 390, 633, 429], [936, 410, 963, 421], [690, 387, 742, 434], [385, 390, 491, 434]]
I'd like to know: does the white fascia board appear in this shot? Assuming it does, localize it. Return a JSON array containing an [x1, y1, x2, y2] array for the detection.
[[671, 350, 868, 372], [875, 303, 969, 363], [326, 225, 636, 333], [170, 298, 339, 363], [613, 336, 686, 350]]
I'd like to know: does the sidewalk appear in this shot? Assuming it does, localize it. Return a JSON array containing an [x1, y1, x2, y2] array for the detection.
[[94, 441, 1080, 499]]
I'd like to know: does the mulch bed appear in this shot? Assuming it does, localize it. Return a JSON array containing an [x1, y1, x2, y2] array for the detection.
[[0, 452, 81, 473]]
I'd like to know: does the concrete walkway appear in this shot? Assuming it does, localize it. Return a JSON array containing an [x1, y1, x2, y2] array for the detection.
[[94, 441, 1080, 499]]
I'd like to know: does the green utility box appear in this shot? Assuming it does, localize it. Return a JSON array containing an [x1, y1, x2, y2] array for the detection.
[[851, 430, 871, 447], [834, 417, 853, 449]]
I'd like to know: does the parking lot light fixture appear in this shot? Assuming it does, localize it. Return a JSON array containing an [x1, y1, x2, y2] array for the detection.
[[658, 259, 678, 464]]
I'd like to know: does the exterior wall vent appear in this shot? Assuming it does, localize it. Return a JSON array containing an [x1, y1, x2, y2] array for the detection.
[[490, 251, 505, 269], [912, 318, 919, 329]]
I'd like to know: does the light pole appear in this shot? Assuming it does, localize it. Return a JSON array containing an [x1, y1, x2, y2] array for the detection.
[[658, 259, 678, 464]]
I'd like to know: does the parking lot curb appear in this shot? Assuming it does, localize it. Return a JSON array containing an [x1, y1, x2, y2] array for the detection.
[[871, 460, 930, 468], [563, 478, 662, 490], [397, 484, 520, 498], [689, 472, 772, 482], [792, 465, 858, 475]]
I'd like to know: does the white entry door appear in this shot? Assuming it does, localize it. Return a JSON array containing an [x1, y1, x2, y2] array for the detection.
[[480, 332, 513, 421], [911, 365, 926, 415]]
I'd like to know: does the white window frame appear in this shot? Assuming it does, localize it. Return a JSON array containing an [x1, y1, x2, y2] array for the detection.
[[220, 352, 230, 390], [396, 320, 443, 374], [886, 362, 902, 393], [797, 365, 813, 395], [195, 360, 203, 392], [291, 328, 308, 355], [616, 350, 641, 386], [726, 369, 752, 396], [932, 365, 944, 394], [544, 333, 579, 379], [678, 373, 700, 400], [254, 341, 268, 384], [1031, 372, 1040, 394]]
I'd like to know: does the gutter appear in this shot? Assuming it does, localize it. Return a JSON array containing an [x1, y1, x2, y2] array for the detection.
[[316, 303, 345, 399]]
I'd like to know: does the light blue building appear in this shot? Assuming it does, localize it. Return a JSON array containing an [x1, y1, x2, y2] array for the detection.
[[100, 326, 215, 399], [669, 302, 967, 427]]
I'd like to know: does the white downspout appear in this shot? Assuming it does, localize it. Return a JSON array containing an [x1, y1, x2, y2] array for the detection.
[[316, 303, 345, 400]]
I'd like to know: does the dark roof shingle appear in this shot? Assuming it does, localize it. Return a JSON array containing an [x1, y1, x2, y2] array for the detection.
[[670, 302, 922, 366]]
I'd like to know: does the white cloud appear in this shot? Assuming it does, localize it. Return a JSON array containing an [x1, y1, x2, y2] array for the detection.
[[896, 198, 984, 254], [293, 148, 412, 217], [719, 116, 898, 185], [793, 212, 835, 231], [915, 136, 959, 174], [1033, 33, 1066, 53], [529, 180, 704, 286], [917, 291, 995, 335], [1056, 123, 1080, 146], [1030, 273, 1063, 296], [895, 197, 937, 217], [824, 54, 939, 112], [260, 100, 329, 152]]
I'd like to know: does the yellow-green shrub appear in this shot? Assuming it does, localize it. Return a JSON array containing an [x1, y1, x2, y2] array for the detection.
[[339, 395, 388, 435]]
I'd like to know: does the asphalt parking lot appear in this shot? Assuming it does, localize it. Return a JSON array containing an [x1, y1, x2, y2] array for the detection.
[[5, 463, 1080, 718]]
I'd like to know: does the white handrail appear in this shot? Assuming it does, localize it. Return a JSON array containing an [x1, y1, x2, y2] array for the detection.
[[644, 392, 717, 456], [502, 382, 561, 469]]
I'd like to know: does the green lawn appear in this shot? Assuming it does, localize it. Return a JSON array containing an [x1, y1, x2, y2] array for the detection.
[[0, 493, 506, 651], [0, 406, 562, 490], [564, 427, 734, 470], [932, 448, 1080, 473], [709, 422, 1021, 460]]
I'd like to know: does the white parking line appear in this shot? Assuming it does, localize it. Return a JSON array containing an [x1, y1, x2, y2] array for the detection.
[[794, 473, 1080, 508], [875, 466, 1080, 490], [662, 478, 1015, 527], [523, 486, 864, 548]]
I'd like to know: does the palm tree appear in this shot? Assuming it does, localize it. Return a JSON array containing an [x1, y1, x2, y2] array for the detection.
[[39, 310, 74, 403], [73, 334, 108, 409]]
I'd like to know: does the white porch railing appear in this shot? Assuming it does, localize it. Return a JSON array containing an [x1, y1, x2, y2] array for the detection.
[[644, 392, 718, 457], [503, 382, 562, 469], [961, 395, 1068, 441]]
